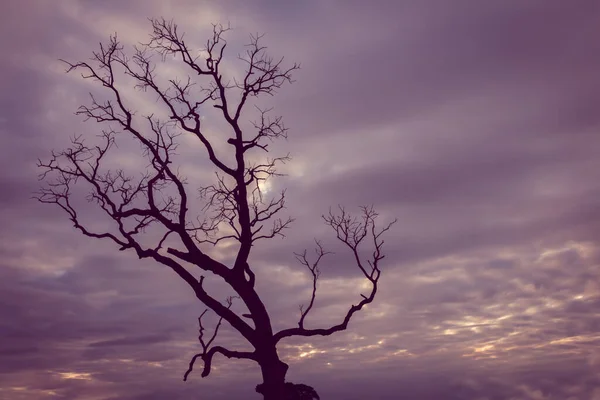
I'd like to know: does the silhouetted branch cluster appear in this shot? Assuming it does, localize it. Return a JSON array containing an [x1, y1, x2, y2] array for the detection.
[[36, 130, 179, 252], [37, 19, 395, 395], [36, 18, 300, 380], [275, 206, 397, 342]]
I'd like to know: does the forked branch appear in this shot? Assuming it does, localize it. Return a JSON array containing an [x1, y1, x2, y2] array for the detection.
[[274, 206, 396, 343], [294, 241, 331, 329], [184, 296, 256, 380]]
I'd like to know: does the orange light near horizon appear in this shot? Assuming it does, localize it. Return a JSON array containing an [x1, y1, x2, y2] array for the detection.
[[58, 372, 92, 380]]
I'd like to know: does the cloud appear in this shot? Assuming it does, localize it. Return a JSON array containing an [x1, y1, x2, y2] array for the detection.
[[1, 0, 600, 398]]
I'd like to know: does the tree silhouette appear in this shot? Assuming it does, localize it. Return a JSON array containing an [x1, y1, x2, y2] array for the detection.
[[36, 19, 395, 400]]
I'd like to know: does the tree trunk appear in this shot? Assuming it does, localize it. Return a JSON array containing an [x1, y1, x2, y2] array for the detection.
[[256, 351, 289, 399]]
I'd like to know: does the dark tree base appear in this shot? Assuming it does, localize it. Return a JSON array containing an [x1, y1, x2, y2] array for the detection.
[[256, 382, 320, 400]]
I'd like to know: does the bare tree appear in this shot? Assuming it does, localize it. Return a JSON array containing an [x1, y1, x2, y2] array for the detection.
[[36, 19, 396, 400]]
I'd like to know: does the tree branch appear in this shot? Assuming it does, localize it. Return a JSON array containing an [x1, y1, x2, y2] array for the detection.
[[185, 345, 257, 380], [184, 296, 257, 380], [274, 206, 396, 343], [294, 241, 331, 329]]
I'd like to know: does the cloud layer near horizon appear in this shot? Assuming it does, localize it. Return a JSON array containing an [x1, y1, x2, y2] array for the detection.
[[1, 1, 600, 399]]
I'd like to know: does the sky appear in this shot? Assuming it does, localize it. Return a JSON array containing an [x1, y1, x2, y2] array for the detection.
[[1, 0, 600, 399]]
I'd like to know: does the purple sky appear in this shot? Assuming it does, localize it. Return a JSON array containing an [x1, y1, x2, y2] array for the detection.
[[2, 1, 600, 399]]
